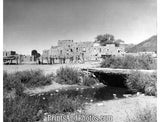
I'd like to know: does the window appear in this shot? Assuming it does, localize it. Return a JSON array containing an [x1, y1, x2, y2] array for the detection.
[[83, 47, 86, 52], [118, 50, 121, 53], [99, 48, 101, 52], [76, 48, 78, 52]]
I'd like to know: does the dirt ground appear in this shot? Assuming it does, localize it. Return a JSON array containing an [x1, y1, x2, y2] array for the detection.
[[43, 95, 157, 122], [3, 61, 100, 74], [84, 95, 157, 122]]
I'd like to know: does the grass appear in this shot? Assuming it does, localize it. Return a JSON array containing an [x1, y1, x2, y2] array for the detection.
[[3, 68, 97, 122], [3, 66, 157, 121], [134, 107, 156, 122], [48, 95, 84, 114], [3, 71, 25, 96], [14, 70, 54, 88], [3, 92, 86, 122], [4, 95, 40, 122], [3, 70, 54, 101], [101, 54, 156, 70], [125, 71, 157, 96], [126, 103, 157, 122]]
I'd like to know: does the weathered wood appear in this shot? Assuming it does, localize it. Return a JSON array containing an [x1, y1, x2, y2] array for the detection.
[[81, 68, 156, 87], [81, 68, 156, 75]]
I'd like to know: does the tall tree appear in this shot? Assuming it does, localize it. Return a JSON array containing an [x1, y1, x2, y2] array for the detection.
[[95, 33, 115, 46]]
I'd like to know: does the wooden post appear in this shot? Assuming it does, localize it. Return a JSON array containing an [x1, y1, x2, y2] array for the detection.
[[16, 57, 18, 64], [19, 56, 21, 64], [53, 58, 55, 64], [11, 59, 12, 64], [47, 57, 49, 64], [50, 57, 52, 64]]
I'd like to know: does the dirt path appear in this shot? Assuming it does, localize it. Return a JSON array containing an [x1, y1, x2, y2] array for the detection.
[[84, 95, 157, 122]]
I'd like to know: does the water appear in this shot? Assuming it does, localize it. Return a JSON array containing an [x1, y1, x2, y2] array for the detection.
[[27, 85, 132, 111]]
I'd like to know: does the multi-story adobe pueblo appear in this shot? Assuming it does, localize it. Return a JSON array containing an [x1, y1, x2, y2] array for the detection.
[[41, 40, 125, 64]]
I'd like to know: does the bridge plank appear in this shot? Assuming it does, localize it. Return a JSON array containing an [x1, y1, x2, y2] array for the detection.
[[81, 68, 156, 75]]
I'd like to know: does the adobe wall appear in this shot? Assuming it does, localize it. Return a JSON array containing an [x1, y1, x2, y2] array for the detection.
[[42, 40, 125, 63]]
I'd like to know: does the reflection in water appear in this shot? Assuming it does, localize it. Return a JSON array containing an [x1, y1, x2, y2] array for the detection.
[[94, 86, 132, 101]]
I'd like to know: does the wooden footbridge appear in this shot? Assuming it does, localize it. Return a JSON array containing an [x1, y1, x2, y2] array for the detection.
[[81, 68, 156, 87], [81, 68, 156, 75]]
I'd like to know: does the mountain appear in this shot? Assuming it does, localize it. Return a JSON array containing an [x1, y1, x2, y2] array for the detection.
[[126, 35, 157, 53], [124, 44, 135, 52]]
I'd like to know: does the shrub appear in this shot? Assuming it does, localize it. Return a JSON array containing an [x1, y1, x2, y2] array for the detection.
[[14, 70, 53, 88], [136, 54, 157, 70], [144, 73, 157, 96], [3, 70, 53, 90], [3, 71, 24, 96], [125, 71, 157, 96], [101, 56, 124, 68], [55, 67, 99, 86], [83, 76, 99, 86], [101, 54, 156, 70], [55, 67, 81, 85], [123, 55, 139, 69], [3, 70, 54, 99]]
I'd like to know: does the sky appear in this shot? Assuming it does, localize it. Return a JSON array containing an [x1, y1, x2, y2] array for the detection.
[[3, 0, 157, 55]]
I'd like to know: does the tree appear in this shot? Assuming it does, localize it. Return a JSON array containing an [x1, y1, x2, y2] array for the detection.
[[115, 39, 125, 47], [31, 50, 40, 61], [95, 34, 115, 46], [36, 53, 41, 58], [31, 50, 37, 56]]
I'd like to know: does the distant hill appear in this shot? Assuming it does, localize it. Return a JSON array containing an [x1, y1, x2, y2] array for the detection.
[[126, 35, 157, 53], [124, 44, 135, 52]]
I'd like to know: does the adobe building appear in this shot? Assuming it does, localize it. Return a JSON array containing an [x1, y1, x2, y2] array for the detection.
[[41, 40, 125, 64], [3, 51, 16, 57], [20, 55, 35, 64], [3, 50, 36, 64]]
